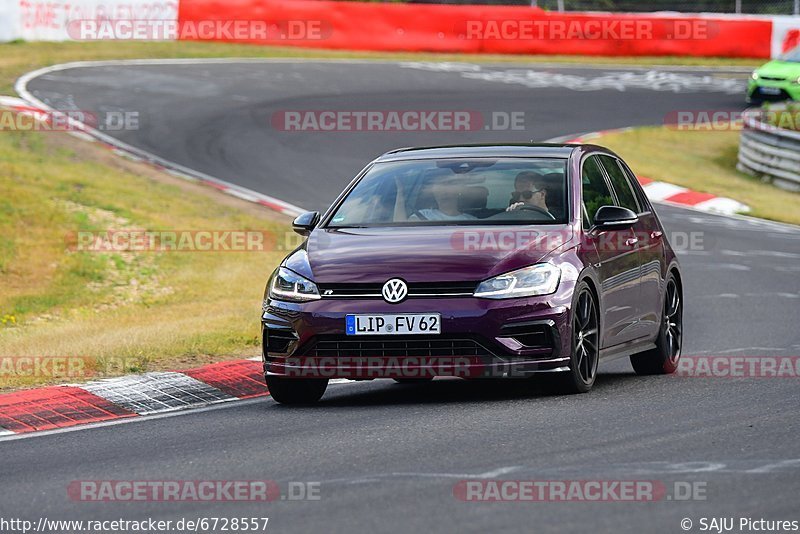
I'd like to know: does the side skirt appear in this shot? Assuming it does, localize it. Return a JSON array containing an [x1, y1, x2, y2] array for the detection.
[[599, 339, 656, 362]]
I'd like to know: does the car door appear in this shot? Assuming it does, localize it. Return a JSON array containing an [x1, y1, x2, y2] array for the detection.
[[611, 157, 667, 339], [581, 155, 642, 349]]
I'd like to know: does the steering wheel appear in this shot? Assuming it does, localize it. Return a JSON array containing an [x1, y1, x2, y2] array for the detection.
[[515, 205, 557, 220]]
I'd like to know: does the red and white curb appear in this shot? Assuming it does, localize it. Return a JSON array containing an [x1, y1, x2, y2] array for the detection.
[[563, 128, 751, 216], [635, 176, 750, 214], [0, 360, 270, 435], [0, 358, 354, 437]]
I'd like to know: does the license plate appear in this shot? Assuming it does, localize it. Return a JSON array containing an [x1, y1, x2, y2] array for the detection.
[[760, 86, 781, 95], [346, 314, 441, 335]]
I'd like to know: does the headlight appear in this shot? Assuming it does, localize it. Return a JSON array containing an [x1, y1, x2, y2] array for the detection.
[[268, 267, 321, 302], [751, 71, 760, 80], [474, 264, 561, 299]]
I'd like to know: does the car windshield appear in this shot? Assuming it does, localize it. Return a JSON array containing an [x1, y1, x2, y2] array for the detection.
[[780, 46, 800, 62], [327, 158, 569, 227]]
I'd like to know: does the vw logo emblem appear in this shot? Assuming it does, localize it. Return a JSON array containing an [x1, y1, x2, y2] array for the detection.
[[382, 278, 408, 304]]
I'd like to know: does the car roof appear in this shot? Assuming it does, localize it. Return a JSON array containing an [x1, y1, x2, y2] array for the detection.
[[373, 143, 580, 162]]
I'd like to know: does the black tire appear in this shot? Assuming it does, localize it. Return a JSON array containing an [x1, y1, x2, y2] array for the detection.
[[265, 375, 328, 404], [630, 272, 683, 375], [392, 377, 434, 384], [555, 281, 600, 394]]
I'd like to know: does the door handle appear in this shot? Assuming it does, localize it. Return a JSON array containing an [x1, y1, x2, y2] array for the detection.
[[625, 237, 639, 246], [650, 230, 663, 239]]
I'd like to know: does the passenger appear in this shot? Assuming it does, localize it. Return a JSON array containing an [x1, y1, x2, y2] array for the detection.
[[395, 177, 477, 221]]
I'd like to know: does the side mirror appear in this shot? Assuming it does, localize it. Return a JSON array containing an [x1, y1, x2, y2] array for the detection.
[[292, 211, 319, 236], [593, 206, 638, 230]]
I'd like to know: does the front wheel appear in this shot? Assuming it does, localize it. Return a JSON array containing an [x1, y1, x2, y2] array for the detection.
[[555, 282, 599, 394], [265, 375, 328, 404], [630, 272, 683, 375]]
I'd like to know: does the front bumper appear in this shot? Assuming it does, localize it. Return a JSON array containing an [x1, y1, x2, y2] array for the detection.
[[261, 288, 575, 379], [747, 81, 800, 103]]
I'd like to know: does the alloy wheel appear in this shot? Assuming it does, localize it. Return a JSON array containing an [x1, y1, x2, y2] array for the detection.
[[664, 278, 682, 365], [573, 289, 599, 385]]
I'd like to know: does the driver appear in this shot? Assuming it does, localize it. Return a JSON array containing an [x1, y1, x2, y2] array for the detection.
[[507, 171, 552, 217]]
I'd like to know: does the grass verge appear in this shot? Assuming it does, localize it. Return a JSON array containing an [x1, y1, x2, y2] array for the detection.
[[597, 126, 800, 225], [0, 128, 291, 391], [0, 40, 760, 95]]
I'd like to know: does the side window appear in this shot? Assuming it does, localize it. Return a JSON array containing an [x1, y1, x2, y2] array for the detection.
[[581, 156, 614, 227], [618, 160, 651, 212], [599, 156, 640, 213]]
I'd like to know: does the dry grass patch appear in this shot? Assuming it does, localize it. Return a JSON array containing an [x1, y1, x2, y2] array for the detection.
[[0, 127, 290, 390], [597, 126, 800, 225]]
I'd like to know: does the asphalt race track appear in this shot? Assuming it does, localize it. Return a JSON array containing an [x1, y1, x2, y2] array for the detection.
[[5, 60, 800, 533], [24, 60, 750, 211]]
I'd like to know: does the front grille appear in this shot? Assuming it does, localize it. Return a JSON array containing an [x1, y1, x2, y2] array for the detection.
[[754, 88, 791, 102], [302, 335, 492, 358], [759, 76, 786, 82], [317, 281, 476, 299]]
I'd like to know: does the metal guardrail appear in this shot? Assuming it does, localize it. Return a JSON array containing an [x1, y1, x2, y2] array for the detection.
[[738, 108, 800, 192]]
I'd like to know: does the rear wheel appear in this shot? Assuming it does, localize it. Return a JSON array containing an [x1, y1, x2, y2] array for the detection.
[[630, 273, 682, 375], [265, 375, 328, 404], [556, 282, 599, 394]]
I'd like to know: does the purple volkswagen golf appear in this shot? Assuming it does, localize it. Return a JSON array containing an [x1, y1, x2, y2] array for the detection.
[[262, 144, 683, 404]]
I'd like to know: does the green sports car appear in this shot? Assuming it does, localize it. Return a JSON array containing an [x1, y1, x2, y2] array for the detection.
[[748, 46, 800, 104]]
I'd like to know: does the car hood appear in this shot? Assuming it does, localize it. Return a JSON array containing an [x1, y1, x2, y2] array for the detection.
[[756, 60, 800, 79], [299, 225, 575, 283]]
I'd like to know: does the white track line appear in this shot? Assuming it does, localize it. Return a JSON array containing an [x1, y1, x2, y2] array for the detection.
[[15, 58, 765, 225], [15, 61, 306, 218], [12, 57, 758, 71]]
